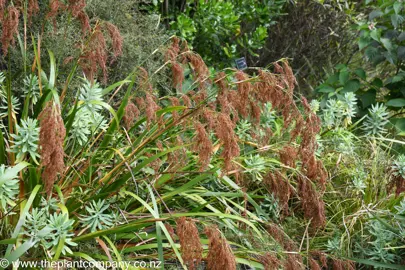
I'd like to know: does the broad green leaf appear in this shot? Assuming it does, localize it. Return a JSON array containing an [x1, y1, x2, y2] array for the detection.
[[386, 98, 405, 107], [370, 29, 381, 41], [398, 46, 405, 60], [342, 79, 361, 93], [334, 64, 347, 70], [369, 10, 384, 20], [339, 69, 350, 85], [326, 73, 339, 84], [318, 85, 335, 93], [371, 78, 383, 87], [394, 1, 403, 14], [381, 38, 394, 51], [398, 32, 405, 41], [359, 36, 370, 50], [392, 118, 405, 132], [354, 68, 367, 80], [359, 90, 376, 109], [391, 14, 404, 28]]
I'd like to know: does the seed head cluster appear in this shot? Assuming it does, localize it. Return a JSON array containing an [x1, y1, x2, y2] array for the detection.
[[205, 226, 236, 270], [176, 217, 203, 270], [39, 102, 66, 196], [0, 0, 123, 83]]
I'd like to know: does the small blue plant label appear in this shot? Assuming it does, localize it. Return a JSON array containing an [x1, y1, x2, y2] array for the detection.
[[235, 57, 248, 70]]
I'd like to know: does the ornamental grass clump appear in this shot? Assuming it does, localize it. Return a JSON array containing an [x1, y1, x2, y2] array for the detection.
[[2, 21, 392, 268]]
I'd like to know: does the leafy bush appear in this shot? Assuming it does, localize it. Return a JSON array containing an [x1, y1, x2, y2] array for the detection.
[[316, 0, 405, 136], [166, 0, 287, 68]]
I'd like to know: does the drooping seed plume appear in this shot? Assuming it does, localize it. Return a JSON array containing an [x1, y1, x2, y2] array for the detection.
[[215, 113, 240, 172], [297, 175, 326, 228], [263, 172, 292, 214], [79, 24, 108, 83], [28, 0, 40, 22], [39, 102, 66, 196], [260, 253, 281, 270], [46, 0, 65, 31], [193, 121, 213, 171], [123, 101, 140, 130], [205, 226, 236, 270], [176, 217, 203, 270], [105, 22, 123, 59], [1, 6, 19, 55]]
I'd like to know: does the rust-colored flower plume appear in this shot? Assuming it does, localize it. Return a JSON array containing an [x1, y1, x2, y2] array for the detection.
[[205, 226, 236, 270], [193, 121, 213, 171], [176, 217, 203, 270], [39, 102, 66, 196], [1, 6, 19, 55]]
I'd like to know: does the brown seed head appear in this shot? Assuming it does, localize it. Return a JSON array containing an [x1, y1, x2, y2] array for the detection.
[[176, 217, 203, 270], [234, 71, 251, 118], [145, 93, 160, 125], [332, 259, 355, 270], [0, 0, 6, 20], [123, 101, 140, 130], [171, 61, 184, 90], [76, 11, 90, 35], [215, 113, 240, 172], [1, 6, 19, 55], [297, 176, 326, 228], [186, 52, 209, 89], [311, 251, 328, 268], [79, 24, 108, 83], [39, 102, 66, 196], [67, 0, 85, 17], [279, 146, 298, 168], [168, 97, 180, 121], [46, 0, 65, 31], [105, 22, 123, 59], [193, 121, 213, 171], [284, 254, 304, 270], [260, 253, 281, 270], [28, 0, 40, 22], [263, 172, 292, 214], [205, 226, 236, 270], [181, 94, 192, 109], [309, 258, 322, 270]]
